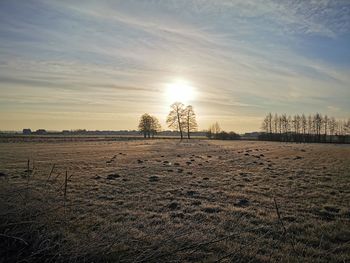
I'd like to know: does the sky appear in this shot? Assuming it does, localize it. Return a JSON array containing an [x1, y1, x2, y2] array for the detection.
[[0, 0, 349, 132]]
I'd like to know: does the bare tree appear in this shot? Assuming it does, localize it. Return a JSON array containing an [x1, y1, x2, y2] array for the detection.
[[206, 126, 213, 139], [138, 113, 152, 138], [336, 120, 345, 136], [267, 113, 273, 134], [273, 113, 279, 134], [138, 113, 161, 138], [212, 122, 221, 138], [206, 122, 221, 139], [298, 114, 306, 142], [278, 115, 282, 134], [314, 113, 322, 142], [259, 113, 349, 143], [328, 117, 336, 142], [301, 114, 307, 135], [323, 115, 328, 134], [292, 115, 299, 135], [323, 114, 329, 142], [261, 116, 269, 133], [307, 114, 313, 136], [166, 102, 185, 139], [286, 115, 292, 140], [183, 105, 198, 139], [345, 118, 350, 135], [296, 114, 301, 134], [278, 114, 288, 140], [150, 116, 161, 138]]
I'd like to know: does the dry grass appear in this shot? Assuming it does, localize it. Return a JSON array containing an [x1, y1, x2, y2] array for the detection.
[[0, 139, 349, 262]]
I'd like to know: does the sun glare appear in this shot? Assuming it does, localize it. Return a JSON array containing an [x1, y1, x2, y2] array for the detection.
[[165, 79, 195, 104]]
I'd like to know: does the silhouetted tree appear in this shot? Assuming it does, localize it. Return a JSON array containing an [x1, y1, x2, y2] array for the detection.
[[314, 113, 322, 142], [259, 113, 349, 143], [278, 115, 282, 134], [301, 114, 307, 137], [323, 115, 329, 142], [206, 127, 213, 139], [215, 131, 240, 140], [307, 114, 313, 137], [261, 116, 268, 134], [280, 114, 288, 141], [183, 105, 198, 139], [273, 113, 279, 134], [138, 113, 161, 138], [139, 113, 152, 138], [328, 117, 336, 142], [166, 102, 185, 139], [211, 122, 221, 139], [206, 122, 240, 140], [267, 113, 273, 134], [345, 118, 350, 135], [150, 117, 161, 138]]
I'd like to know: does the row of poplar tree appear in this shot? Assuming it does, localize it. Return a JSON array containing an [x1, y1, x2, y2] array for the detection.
[[138, 102, 197, 139], [260, 113, 350, 143]]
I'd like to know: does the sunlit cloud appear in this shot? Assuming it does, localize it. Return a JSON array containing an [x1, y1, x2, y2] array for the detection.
[[0, 0, 349, 132]]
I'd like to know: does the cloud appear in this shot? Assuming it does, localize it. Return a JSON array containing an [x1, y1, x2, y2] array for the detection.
[[0, 0, 349, 131], [327, 105, 340, 112]]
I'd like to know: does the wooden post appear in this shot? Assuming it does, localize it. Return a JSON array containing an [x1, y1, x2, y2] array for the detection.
[[64, 169, 68, 215], [46, 164, 55, 183]]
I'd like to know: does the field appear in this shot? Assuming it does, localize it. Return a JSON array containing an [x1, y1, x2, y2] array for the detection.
[[0, 139, 349, 262]]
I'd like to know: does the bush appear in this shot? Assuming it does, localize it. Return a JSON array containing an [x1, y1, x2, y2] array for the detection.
[[213, 131, 240, 140]]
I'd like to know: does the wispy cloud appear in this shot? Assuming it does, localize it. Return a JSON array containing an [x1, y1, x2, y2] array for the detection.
[[0, 0, 349, 131]]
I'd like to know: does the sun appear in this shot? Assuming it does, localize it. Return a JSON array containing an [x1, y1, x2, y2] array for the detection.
[[165, 79, 195, 104]]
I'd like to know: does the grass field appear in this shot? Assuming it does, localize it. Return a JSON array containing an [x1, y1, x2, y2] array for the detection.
[[0, 139, 349, 262]]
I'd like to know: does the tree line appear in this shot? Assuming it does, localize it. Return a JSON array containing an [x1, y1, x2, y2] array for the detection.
[[138, 102, 198, 139], [260, 113, 350, 143]]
